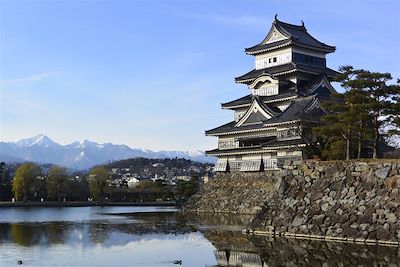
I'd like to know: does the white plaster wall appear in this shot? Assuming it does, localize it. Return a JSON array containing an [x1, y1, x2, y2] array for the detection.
[[242, 155, 262, 160]]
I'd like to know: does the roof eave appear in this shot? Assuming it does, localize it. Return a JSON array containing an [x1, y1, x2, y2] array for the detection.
[[293, 43, 336, 53], [235, 77, 255, 84], [245, 42, 292, 55], [206, 148, 272, 156], [221, 104, 251, 110], [263, 143, 307, 150], [245, 42, 336, 56], [263, 119, 301, 127], [205, 126, 277, 137]]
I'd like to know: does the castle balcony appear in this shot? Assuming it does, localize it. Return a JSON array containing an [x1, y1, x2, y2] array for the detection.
[[237, 136, 275, 148], [276, 129, 301, 141], [264, 158, 278, 169], [215, 156, 302, 172]]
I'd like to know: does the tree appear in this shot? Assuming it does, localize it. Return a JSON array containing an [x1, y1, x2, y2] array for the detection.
[[0, 162, 12, 201], [88, 166, 109, 201], [68, 178, 90, 201], [337, 66, 400, 158], [174, 176, 199, 204], [13, 163, 42, 202], [47, 166, 69, 202], [315, 66, 399, 160], [314, 92, 361, 160]]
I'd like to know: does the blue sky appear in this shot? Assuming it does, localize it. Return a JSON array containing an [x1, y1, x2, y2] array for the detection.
[[1, 0, 399, 151]]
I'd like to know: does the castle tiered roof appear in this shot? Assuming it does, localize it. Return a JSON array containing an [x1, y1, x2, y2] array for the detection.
[[207, 95, 324, 136], [223, 74, 336, 110], [244, 18, 335, 55], [221, 91, 298, 109], [235, 62, 339, 84]]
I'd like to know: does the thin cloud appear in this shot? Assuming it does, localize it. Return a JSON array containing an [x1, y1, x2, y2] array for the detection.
[[181, 49, 239, 57], [1, 96, 46, 111], [210, 14, 268, 27], [0, 71, 60, 87], [184, 13, 268, 28]]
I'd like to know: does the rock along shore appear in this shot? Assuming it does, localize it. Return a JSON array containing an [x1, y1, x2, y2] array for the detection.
[[185, 159, 400, 244]]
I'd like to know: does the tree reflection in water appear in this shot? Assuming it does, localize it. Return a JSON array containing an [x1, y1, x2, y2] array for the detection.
[[1, 212, 400, 266], [7, 222, 68, 247], [11, 224, 39, 247]]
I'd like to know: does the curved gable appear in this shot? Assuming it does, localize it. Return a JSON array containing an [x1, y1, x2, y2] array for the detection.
[[249, 75, 278, 89], [235, 99, 277, 127], [260, 23, 289, 45], [308, 75, 336, 94]]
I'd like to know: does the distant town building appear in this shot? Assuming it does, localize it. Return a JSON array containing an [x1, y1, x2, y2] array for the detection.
[[152, 163, 165, 168], [206, 17, 338, 172], [175, 175, 191, 181], [127, 177, 140, 188], [202, 172, 212, 184]]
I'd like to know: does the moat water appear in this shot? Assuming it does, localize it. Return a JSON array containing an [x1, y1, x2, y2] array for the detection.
[[0, 206, 399, 266]]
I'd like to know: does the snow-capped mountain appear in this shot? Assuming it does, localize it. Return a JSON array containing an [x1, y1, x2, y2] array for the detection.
[[15, 134, 57, 148], [0, 134, 215, 170]]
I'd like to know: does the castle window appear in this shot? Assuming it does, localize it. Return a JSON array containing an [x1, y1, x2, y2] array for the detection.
[[277, 129, 300, 140], [214, 159, 228, 172], [273, 57, 277, 63], [218, 139, 239, 149], [254, 85, 278, 96]]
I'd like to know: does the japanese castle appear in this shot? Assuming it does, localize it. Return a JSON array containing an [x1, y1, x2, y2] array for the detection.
[[206, 16, 339, 172]]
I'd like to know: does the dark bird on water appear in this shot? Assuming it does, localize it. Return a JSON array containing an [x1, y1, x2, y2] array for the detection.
[[172, 260, 182, 265], [17, 260, 23, 265]]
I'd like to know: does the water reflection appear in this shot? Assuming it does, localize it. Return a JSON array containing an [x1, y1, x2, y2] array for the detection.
[[205, 230, 400, 267], [0, 215, 196, 248], [0, 208, 399, 266]]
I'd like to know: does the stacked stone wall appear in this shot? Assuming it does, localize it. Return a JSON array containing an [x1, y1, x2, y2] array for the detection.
[[185, 160, 400, 242], [186, 171, 280, 215]]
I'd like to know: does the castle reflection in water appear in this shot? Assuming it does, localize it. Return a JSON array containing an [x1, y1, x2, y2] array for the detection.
[[0, 209, 399, 267], [214, 250, 262, 267], [206, 230, 400, 267]]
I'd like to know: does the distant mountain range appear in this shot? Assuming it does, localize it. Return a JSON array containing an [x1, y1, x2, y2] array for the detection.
[[0, 134, 215, 170]]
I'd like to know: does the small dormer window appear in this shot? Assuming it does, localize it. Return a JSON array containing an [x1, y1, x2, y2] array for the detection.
[[268, 57, 277, 64]]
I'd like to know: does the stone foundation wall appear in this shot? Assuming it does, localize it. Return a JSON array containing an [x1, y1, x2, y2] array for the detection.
[[185, 171, 280, 215], [185, 160, 400, 242]]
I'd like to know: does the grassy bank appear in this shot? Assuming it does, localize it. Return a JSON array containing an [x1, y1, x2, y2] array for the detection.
[[0, 201, 176, 208]]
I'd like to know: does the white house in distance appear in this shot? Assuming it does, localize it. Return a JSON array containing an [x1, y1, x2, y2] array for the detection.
[[127, 177, 140, 188]]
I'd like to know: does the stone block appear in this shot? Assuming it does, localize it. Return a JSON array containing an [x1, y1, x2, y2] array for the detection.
[[336, 208, 343, 215], [386, 213, 397, 224], [321, 203, 330, 212], [375, 166, 391, 179], [355, 165, 368, 172], [385, 175, 400, 189], [342, 225, 358, 237], [377, 228, 391, 240], [311, 171, 320, 179]]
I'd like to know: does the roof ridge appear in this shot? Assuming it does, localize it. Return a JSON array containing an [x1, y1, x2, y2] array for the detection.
[[275, 19, 306, 30]]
